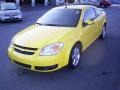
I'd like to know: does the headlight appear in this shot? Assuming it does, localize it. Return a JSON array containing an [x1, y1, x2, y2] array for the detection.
[[16, 12, 22, 16], [40, 43, 64, 56]]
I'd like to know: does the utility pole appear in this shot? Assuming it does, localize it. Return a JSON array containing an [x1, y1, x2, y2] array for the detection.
[[16, 0, 20, 7], [44, 0, 48, 6], [31, 0, 35, 7], [56, 0, 59, 6]]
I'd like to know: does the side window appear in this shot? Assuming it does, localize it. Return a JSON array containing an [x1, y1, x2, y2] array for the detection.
[[83, 7, 96, 26], [94, 8, 101, 16]]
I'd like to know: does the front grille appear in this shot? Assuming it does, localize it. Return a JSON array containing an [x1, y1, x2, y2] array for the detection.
[[14, 44, 38, 55], [13, 60, 31, 69], [14, 48, 34, 55], [35, 64, 58, 70], [14, 44, 38, 51]]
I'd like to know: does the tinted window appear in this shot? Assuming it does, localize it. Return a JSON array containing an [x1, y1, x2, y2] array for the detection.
[[36, 8, 81, 27], [83, 7, 96, 22]]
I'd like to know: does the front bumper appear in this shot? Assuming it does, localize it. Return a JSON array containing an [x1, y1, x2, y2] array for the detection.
[[0, 15, 22, 21], [8, 45, 68, 72], [13, 60, 58, 71]]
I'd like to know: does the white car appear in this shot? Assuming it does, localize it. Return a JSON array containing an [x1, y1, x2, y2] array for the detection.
[[0, 2, 22, 21]]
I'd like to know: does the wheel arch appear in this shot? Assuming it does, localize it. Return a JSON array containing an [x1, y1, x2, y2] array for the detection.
[[67, 41, 82, 69], [65, 40, 83, 66], [74, 41, 83, 51]]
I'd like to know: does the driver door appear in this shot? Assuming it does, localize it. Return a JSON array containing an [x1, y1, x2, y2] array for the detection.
[[80, 7, 97, 50]]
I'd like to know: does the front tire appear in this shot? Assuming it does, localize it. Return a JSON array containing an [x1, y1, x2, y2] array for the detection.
[[68, 44, 81, 69]]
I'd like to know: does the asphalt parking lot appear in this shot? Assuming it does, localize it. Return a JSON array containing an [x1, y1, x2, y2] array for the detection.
[[0, 5, 120, 90]]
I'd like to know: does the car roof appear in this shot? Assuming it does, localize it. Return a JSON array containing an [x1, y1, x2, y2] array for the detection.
[[54, 5, 93, 10]]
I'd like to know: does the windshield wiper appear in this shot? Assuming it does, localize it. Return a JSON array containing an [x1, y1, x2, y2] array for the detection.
[[5, 9, 16, 10], [35, 23, 44, 25], [36, 23, 59, 26]]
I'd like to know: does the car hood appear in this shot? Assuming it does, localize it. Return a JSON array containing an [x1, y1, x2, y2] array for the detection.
[[14, 25, 74, 48], [0, 9, 21, 15]]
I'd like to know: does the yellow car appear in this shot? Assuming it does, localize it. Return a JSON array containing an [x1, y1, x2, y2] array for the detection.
[[8, 5, 106, 72]]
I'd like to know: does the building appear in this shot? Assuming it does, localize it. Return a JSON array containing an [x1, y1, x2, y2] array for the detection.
[[3, 0, 97, 7], [6, 0, 47, 7], [5, 0, 65, 7], [0, 0, 6, 2]]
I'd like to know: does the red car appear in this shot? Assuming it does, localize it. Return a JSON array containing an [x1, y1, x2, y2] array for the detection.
[[100, 0, 112, 7]]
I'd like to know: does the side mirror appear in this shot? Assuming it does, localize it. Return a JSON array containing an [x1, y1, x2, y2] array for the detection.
[[99, 8, 104, 11], [85, 20, 94, 25]]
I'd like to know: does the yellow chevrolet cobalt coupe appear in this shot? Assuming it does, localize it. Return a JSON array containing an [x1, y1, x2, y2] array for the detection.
[[8, 5, 106, 72]]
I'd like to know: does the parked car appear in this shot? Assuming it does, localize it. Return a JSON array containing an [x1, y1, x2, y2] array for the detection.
[[8, 5, 106, 72], [88, 0, 100, 7], [88, 0, 111, 7], [0, 2, 22, 21], [100, 0, 112, 7]]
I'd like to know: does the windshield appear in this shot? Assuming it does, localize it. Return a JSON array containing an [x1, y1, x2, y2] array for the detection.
[[0, 3, 17, 10], [36, 8, 81, 27]]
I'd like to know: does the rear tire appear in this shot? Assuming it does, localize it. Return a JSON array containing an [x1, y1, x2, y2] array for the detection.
[[100, 25, 106, 39], [68, 43, 81, 69]]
